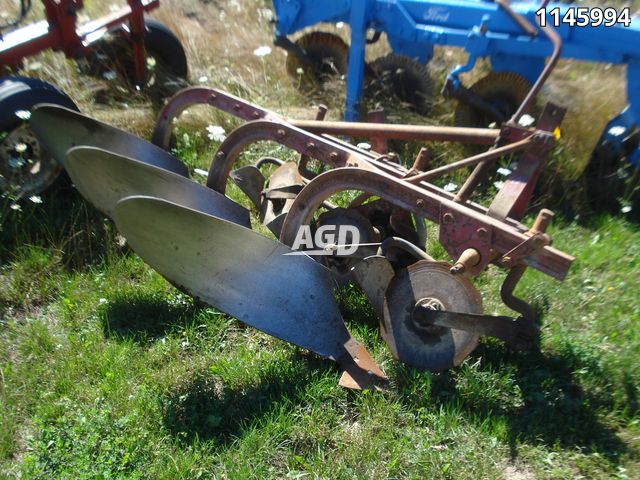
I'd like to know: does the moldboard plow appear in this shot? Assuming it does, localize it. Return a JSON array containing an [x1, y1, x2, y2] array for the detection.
[[30, 71, 574, 389]]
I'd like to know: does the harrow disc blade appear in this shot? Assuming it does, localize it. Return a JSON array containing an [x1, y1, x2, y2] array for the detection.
[[30, 105, 188, 177], [114, 196, 386, 388], [65, 147, 250, 227]]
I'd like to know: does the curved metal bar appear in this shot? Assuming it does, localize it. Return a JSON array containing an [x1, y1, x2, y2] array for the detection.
[[510, 20, 562, 124], [151, 86, 283, 149], [377, 237, 434, 262], [406, 136, 532, 184], [279, 167, 573, 280], [205, 120, 376, 193]]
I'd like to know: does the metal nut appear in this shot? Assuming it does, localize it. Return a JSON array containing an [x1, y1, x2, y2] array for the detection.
[[442, 213, 455, 225]]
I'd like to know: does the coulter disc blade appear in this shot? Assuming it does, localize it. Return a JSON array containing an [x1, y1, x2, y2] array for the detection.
[[383, 261, 482, 372], [65, 147, 250, 227], [114, 196, 386, 388], [30, 104, 188, 177]]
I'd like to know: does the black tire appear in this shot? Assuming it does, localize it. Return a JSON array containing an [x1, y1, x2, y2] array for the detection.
[[285, 31, 349, 87], [142, 18, 188, 80], [367, 54, 433, 116], [583, 127, 640, 215], [0, 76, 79, 199], [454, 72, 532, 128], [81, 18, 188, 95]]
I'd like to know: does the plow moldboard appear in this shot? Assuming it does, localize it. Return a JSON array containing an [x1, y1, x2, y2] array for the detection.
[[64, 146, 250, 227], [30, 104, 188, 177], [113, 195, 357, 362]]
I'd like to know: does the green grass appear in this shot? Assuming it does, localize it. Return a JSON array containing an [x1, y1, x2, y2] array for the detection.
[[2, 0, 640, 478], [1, 174, 639, 479]]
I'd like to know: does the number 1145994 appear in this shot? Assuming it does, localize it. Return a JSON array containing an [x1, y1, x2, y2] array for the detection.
[[536, 7, 632, 28]]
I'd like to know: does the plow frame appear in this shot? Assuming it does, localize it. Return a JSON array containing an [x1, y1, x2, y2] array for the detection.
[[151, 85, 574, 321]]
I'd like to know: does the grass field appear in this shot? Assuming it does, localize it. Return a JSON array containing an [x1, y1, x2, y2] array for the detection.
[[1, 0, 640, 478]]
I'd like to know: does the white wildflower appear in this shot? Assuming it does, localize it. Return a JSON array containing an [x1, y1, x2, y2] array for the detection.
[[29, 195, 42, 204], [518, 114, 535, 127], [253, 46, 272, 57], [493, 181, 505, 189], [444, 183, 457, 192], [14, 143, 27, 154], [103, 70, 118, 80], [15, 110, 31, 121], [357, 142, 372, 151], [296, 67, 304, 75], [198, 76, 208, 83], [621, 205, 632, 214], [207, 125, 226, 142], [98, 298, 108, 305], [496, 167, 512, 176], [10, 203, 21, 211]]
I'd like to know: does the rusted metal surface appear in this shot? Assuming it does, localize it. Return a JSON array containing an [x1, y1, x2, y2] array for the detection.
[[406, 136, 532, 184], [278, 167, 573, 280], [411, 307, 537, 351], [382, 261, 482, 372], [290, 119, 500, 144], [152, 87, 282, 149]]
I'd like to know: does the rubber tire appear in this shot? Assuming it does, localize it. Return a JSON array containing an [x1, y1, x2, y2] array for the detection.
[[82, 18, 188, 93], [141, 18, 188, 80], [367, 54, 433, 116], [0, 76, 79, 198], [583, 129, 640, 215], [285, 31, 349, 87], [454, 71, 532, 128]]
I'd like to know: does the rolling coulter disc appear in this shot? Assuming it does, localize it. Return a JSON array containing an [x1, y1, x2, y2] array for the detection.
[[382, 261, 482, 372], [454, 71, 532, 128], [285, 32, 349, 86], [367, 54, 433, 115]]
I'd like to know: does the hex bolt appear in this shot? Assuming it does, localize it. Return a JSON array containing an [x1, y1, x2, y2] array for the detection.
[[216, 151, 225, 160], [208, 93, 217, 103], [252, 111, 261, 119], [277, 129, 287, 139], [329, 152, 339, 162], [416, 198, 425, 207], [233, 103, 241, 111], [306, 141, 316, 150], [477, 227, 488, 238], [442, 213, 455, 225]]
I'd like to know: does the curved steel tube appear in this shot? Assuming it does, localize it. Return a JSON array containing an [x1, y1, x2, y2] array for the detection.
[[151, 86, 282, 149], [205, 120, 375, 193], [279, 167, 573, 280]]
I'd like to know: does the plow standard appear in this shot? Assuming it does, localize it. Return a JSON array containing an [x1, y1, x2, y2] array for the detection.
[[30, 46, 574, 387]]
